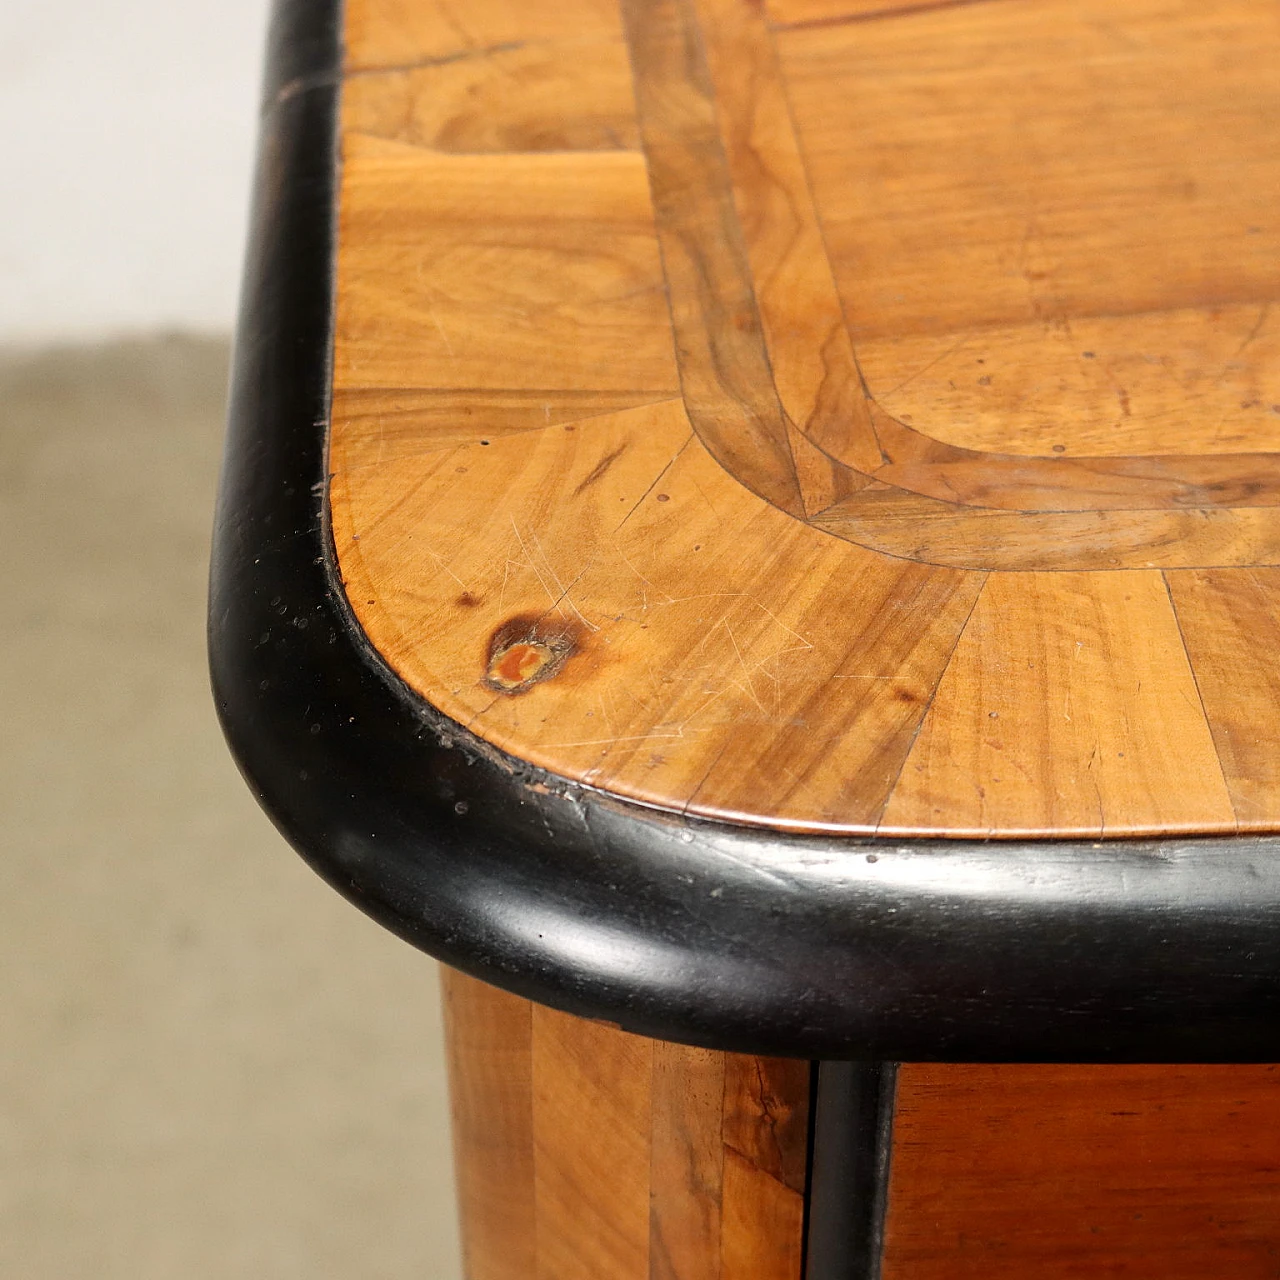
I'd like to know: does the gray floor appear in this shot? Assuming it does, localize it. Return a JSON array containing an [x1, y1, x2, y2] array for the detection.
[[0, 337, 463, 1278]]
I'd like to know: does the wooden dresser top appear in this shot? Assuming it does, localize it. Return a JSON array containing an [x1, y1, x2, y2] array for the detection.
[[328, 0, 1280, 838]]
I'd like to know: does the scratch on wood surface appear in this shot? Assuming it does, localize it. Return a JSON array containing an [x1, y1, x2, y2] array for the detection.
[[615, 547, 677, 612], [330, 0, 1280, 838], [425, 301, 456, 359], [722, 619, 766, 712], [615, 433, 695, 531], [879, 334, 973, 401], [530, 526, 599, 632], [770, 0, 1006, 34], [682, 737, 736, 815], [540, 728, 702, 749], [507, 518, 557, 607], [419, 542, 471, 591], [1226, 302, 1271, 366], [508, 517, 599, 631], [345, 40, 527, 79]]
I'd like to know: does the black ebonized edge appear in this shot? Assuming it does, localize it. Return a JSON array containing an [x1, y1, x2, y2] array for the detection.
[[805, 1063, 898, 1280], [257, 0, 343, 114], [209, 0, 1280, 1062]]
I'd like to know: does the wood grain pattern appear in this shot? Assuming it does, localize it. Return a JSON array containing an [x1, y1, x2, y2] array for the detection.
[[343, 36, 640, 154], [328, 0, 1280, 836], [329, 399, 985, 830], [883, 1063, 1280, 1279], [620, 0, 806, 519], [691, 0, 883, 476], [650, 1042, 723, 1280], [533, 1006, 652, 1280], [333, 135, 676, 395], [632, 0, 1280, 549], [442, 970, 536, 1280], [880, 572, 1236, 837], [765, 0, 982, 29], [442, 969, 810, 1280], [777, 0, 1280, 451], [1166, 568, 1280, 826], [344, 0, 626, 73], [849, 304, 1280, 459]]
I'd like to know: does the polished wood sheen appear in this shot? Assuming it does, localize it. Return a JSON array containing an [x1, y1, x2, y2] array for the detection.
[[440, 969, 809, 1280], [223, 6, 1280, 1271], [328, 0, 1280, 836], [883, 1064, 1280, 1278]]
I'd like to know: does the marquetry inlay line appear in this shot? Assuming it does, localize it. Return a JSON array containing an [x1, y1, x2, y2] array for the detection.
[[328, 0, 1280, 838], [622, 0, 1280, 571]]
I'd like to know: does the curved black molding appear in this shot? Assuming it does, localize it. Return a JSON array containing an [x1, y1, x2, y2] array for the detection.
[[210, 0, 1280, 1061]]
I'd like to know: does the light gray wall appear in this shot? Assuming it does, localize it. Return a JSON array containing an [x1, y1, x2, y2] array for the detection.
[[0, 0, 271, 343]]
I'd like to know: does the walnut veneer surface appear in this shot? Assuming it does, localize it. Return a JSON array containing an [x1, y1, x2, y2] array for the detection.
[[883, 1063, 1280, 1279], [329, 0, 1280, 837], [442, 969, 809, 1280], [445, 974, 1280, 1280]]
